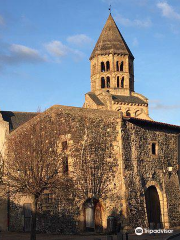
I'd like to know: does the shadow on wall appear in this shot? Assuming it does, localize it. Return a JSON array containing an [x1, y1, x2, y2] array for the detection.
[[6, 198, 78, 234], [0, 195, 129, 235], [0, 195, 8, 232]]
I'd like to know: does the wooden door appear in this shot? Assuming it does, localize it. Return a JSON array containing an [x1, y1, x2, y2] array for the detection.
[[95, 202, 102, 232]]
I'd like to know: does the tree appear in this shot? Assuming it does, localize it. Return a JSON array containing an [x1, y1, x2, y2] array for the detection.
[[4, 115, 65, 240], [73, 118, 118, 232], [79, 127, 117, 198]]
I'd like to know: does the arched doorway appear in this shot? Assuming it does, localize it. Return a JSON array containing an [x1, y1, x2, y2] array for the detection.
[[84, 198, 102, 232], [145, 186, 161, 228]]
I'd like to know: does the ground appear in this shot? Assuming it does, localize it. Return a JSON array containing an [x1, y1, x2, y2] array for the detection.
[[1, 232, 180, 240]]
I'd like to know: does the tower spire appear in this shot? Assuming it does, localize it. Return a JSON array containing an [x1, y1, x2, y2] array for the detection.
[[90, 14, 134, 60]]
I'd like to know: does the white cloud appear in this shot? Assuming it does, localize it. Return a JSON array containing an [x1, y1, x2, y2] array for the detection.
[[157, 2, 180, 20], [132, 37, 139, 47], [67, 34, 93, 47], [10, 44, 44, 59], [0, 15, 5, 26], [0, 43, 46, 69], [115, 14, 152, 28], [44, 41, 69, 57], [44, 40, 84, 61], [150, 100, 180, 110]]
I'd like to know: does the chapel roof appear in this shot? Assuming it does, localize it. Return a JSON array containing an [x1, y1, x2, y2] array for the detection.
[[112, 95, 147, 105], [87, 92, 105, 106], [90, 14, 134, 60], [1, 111, 38, 132], [126, 117, 180, 132]]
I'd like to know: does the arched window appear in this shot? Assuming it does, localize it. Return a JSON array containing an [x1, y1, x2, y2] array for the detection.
[[106, 61, 110, 71], [101, 62, 105, 72], [117, 76, 120, 88], [126, 111, 131, 117], [120, 61, 124, 71], [101, 77, 105, 88], [116, 61, 119, 71], [121, 77, 124, 88], [135, 110, 140, 117], [106, 76, 110, 88]]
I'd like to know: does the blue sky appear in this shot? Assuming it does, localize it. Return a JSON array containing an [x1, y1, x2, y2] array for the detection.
[[0, 0, 180, 125]]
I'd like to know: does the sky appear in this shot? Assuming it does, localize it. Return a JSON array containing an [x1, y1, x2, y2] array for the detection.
[[0, 0, 180, 125]]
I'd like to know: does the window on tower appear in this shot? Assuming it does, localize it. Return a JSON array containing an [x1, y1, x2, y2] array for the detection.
[[101, 77, 105, 88], [126, 111, 131, 117], [106, 61, 110, 71], [121, 77, 124, 88], [107, 76, 110, 88], [116, 61, 119, 71], [120, 61, 124, 71], [101, 62, 105, 72], [117, 76, 120, 88]]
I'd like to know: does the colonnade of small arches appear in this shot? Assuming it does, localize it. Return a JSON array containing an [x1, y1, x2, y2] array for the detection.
[[101, 76, 124, 89], [116, 108, 142, 117], [100, 61, 124, 72]]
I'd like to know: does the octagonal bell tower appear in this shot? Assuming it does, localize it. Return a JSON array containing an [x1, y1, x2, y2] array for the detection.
[[84, 14, 151, 120], [90, 14, 134, 96]]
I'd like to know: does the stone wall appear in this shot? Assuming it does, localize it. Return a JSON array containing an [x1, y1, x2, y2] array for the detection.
[[0, 114, 9, 231], [5, 106, 180, 233], [7, 106, 125, 233], [122, 119, 180, 229]]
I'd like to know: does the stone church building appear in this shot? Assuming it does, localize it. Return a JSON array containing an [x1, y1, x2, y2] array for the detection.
[[0, 14, 180, 233]]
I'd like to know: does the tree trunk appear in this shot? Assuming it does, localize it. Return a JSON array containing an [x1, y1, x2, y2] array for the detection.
[[30, 196, 38, 240]]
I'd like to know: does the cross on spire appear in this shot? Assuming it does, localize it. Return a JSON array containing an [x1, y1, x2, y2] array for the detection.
[[109, 5, 111, 14]]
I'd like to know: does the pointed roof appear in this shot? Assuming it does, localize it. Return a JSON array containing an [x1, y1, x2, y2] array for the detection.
[[90, 14, 134, 60]]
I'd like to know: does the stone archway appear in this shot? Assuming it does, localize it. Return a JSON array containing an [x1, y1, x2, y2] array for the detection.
[[145, 186, 161, 228], [144, 182, 169, 228], [84, 198, 103, 232]]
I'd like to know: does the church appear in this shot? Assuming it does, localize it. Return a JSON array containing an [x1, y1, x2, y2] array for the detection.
[[0, 14, 180, 234]]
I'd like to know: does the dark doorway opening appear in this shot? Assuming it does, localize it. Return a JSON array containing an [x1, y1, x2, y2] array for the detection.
[[145, 186, 161, 228], [84, 198, 102, 232]]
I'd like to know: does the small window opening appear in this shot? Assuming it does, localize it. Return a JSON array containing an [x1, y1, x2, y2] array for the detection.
[[152, 143, 156, 155], [101, 62, 105, 72], [62, 141, 67, 150], [116, 61, 119, 71], [121, 77, 124, 88], [106, 61, 110, 71], [126, 111, 131, 117], [101, 77, 105, 88], [63, 157, 68, 173], [107, 76, 110, 88], [117, 76, 120, 88], [120, 61, 124, 71]]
